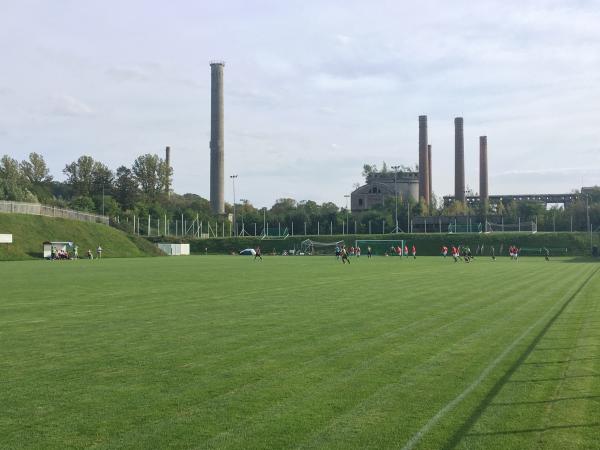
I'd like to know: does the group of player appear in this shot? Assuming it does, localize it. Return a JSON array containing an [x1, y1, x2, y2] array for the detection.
[[440, 244, 550, 262], [335, 244, 356, 264], [333, 243, 418, 262], [387, 244, 417, 258], [50, 245, 102, 260]]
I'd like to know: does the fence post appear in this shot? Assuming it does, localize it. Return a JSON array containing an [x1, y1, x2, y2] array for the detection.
[[148, 215, 151, 236]]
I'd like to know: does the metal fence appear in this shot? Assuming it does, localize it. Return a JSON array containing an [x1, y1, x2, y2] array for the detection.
[[0, 200, 109, 225]]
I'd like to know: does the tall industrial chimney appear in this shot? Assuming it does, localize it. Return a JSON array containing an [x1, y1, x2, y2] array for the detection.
[[165, 146, 171, 197], [418, 115, 430, 204], [479, 136, 488, 205], [427, 144, 432, 201], [454, 117, 465, 203], [210, 62, 225, 215]]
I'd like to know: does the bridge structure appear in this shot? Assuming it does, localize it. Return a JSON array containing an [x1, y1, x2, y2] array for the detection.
[[443, 193, 580, 207]]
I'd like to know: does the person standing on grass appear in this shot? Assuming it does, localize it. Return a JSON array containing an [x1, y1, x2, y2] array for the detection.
[[335, 244, 341, 260], [254, 246, 262, 261], [544, 247, 550, 261], [367, 246, 372, 258], [412, 244, 416, 259], [96, 245, 102, 259], [404, 244, 409, 258], [74, 245, 79, 260], [356, 246, 361, 258], [491, 246, 496, 261], [341, 246, 350, 264]]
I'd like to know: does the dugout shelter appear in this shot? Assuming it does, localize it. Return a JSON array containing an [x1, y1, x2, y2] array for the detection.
[[43, 241, 74, 258]]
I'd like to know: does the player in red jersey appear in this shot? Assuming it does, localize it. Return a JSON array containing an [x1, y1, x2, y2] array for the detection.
[[412, 244, 416, 259]]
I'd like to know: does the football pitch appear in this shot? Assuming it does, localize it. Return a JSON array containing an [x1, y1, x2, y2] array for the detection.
[[2, 255, 599, 449]]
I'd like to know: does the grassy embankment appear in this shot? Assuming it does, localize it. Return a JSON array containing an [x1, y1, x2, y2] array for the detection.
[[0, 213, 163, 260]]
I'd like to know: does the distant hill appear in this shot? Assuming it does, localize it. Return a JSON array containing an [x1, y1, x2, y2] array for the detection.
[[0, 214, 163, 260]]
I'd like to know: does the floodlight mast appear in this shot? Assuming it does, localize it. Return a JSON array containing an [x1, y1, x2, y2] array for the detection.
[[391, 165, 401, 233], [230, 174, 238, 236], [344, 194, 350, 235]]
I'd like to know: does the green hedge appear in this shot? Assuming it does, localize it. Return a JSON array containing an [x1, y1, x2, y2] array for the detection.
[[147, 232, 598, 256]]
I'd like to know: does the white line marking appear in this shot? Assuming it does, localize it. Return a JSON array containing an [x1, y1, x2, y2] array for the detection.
[[401, 269, 595, 450]]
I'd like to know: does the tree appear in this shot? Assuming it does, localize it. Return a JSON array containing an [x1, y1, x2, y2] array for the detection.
[[362, 164, 377, 179], [69, 195, 95, 212], [0, 155, 32, 201], [132, 154, 167, 200], [91, 162, 114, 197], [271, 198, 297, 215], [114, 166, 138, 210], [63, 155, 96, 196], [20, 152, 52, 184]]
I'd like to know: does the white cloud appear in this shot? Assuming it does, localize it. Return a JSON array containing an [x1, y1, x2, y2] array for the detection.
[[49, 95, 94, 117], [106, 66, 151, 82], [311, 73, 398, 93]]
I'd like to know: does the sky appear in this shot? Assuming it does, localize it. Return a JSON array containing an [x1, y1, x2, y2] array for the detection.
[[1, 0, 600, 208]]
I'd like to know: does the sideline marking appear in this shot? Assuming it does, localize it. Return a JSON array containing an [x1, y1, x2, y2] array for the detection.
[[401, 267, 599, 450]]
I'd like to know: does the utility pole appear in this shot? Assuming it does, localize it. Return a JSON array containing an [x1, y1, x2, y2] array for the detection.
[[391, 165, 400, 233], [587, 194, 592, 253], [239, 199, 247, 236], [230, 174, 238, 236], [344, 194, 350, 235]]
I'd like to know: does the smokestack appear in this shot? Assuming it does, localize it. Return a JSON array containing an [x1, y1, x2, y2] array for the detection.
[[165, 146, 171, 197], [479, 136, 488, 204], [210, 62, 225, 215], [418, 115, 430, 204], [454, 117, 465, 202], [427, 144, 432, 202]]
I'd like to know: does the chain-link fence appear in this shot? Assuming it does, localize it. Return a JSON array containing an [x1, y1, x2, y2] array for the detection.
[[0, 201, 109, 225]]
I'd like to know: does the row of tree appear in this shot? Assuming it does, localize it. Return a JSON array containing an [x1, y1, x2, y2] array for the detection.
[[1, 152, 599, 234]]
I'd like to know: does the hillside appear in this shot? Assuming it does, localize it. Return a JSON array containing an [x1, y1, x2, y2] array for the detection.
[[0, 214, 163, 260]]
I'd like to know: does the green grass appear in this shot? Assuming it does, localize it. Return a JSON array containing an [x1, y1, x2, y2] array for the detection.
[[1, 255, 599, 449], [0, 213, 163, 260]]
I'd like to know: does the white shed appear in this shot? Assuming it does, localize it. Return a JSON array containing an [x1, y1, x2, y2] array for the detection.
[[157, 243, 190, 256]]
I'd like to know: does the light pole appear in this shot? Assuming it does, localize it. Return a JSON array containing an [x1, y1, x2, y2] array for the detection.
[[344, 194, 350, 235], [391, 165, 400, 233], [240, 198, 247, 236], [587, 194, 592, 253], [230, 174, 238, 236]]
